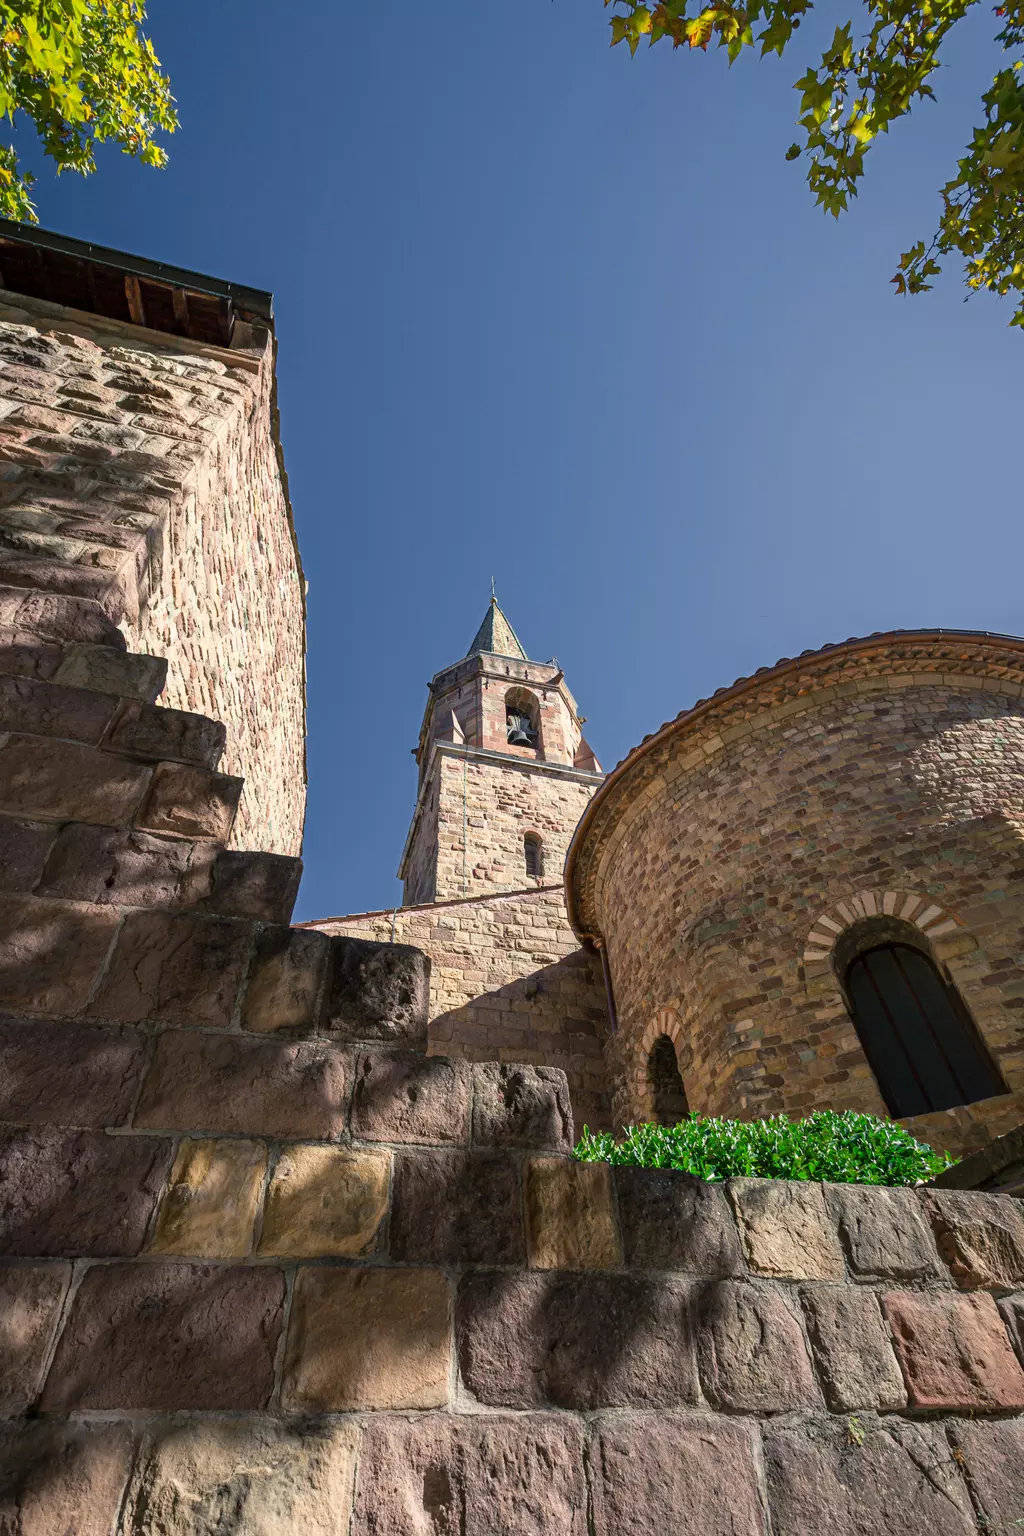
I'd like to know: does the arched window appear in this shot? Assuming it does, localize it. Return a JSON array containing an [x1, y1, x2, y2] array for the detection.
[[839, 923, 1006, 1118], [648, 1035, 689, 1125], [524, 833, 543, 880], [506, 687, 539, 748]]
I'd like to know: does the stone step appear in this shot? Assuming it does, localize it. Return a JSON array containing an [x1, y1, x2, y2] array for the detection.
[[0, 633, 167, 700], [0, 584, 124, 648]]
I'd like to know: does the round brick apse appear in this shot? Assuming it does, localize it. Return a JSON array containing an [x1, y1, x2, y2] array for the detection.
[[566, 630, 1024, 1155]]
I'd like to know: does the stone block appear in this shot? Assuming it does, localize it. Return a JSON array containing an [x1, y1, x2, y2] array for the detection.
[[86, 909, 252, 1027], [134, 1031, 349, 1139], [729, 1178, 845, 1280], [204, 849, 303, 922], [0, 1015, 147, 1127], [42, 1260, 286, 1410], [0, 631, 66, 682], [350, 1414, 587, 1536], [350, 1050, 472, 1144], [0, 1261, 70, 1412], [456, 1269, 700, 1410], [258, 1143, 390, 1258], [472, 1062, 573, 1150], [998, 1291, 1024, 1365], [0, 1126, 173, 1256], [0, 671, 119, 742], [0, 814, 54, 892], [696, 1278, 820, 1413], [951, 1418, 1024, 1534], [0, 585, 125, 647], [589, 1414, 765, 1536], [0, 893, 118, 1014], [324, 936, 429, 1045], [123, 1418, 361, 1536], [0, 733, 151, 822], [614, 1166, 744, 1275], [282, 1266, 451, 1410], [105, 698, 226, 768], [391, 1147, 523, 1265], [763, 1416, 975, 1536], [240, 924, 328, 1033], [37, 821, 196, 905], [826, 1183, 943, 1281], [801, 1285, 906, 1410], [882, 1289, 1024, 1409], [137, 761, 242, 841], [525, 1157, 621, 1269], [149, 1138, 267, 1259], [54, 640, 167, 701], [0, 1421, 134, 1536], [922, 1187, 1024, 1288]]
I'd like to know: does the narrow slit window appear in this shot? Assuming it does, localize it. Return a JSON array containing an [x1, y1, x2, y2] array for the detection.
[[648, 1035, 689, 1126], [524, 833, 543, 880]]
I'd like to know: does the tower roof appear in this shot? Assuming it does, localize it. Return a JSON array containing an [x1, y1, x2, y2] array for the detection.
[[465, 597, 528, 661]]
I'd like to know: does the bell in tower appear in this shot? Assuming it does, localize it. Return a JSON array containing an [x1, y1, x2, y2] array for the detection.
[[506, 709, 536, 747]]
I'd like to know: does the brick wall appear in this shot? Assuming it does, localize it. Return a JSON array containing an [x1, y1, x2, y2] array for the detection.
[[308, 883, 612, 1129], [0, 288, 305, 855], [569, 633, 1024, 1154]]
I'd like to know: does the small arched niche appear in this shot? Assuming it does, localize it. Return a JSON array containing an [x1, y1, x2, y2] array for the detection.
[[834, 915, 1007, 1118], [648, 1035, 689, 1126], [505, 686, 539, 749], [524, 832, 544, 880]]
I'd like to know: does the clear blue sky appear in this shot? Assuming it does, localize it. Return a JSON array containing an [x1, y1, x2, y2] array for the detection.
[[16, 0, 1023, 920]]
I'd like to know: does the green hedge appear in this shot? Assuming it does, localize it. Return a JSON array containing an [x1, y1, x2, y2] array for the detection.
[[574, 1110, 953, 1186]]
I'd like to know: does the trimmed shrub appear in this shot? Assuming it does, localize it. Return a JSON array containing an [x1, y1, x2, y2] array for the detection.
[[574, 1110, 953, 1186]]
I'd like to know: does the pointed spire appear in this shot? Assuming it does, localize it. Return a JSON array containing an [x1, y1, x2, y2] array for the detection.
[[465, 593, 528, 661]]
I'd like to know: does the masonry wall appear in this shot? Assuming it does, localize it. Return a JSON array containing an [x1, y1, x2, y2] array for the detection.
[[571, 638, 1024, 1154], [0, 289, 305, 854], [309, 883, 612, 1129]]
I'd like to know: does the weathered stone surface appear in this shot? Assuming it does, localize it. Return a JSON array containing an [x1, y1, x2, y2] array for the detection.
[[472, 1062, 573, 1150], [205, 850, 303, 923], [37, 821, 195, 905], [763, 1416, 975, 1535], [0, 1261, 69, 1411], [87, 909, 252, 1027], [42, 1260, 286, 1410], [123, 1418, 360, 1536], [0, 585, 125, 647], [457, 1269, 700, 1409], [241, 924, 328, 1033], [0, 1126, 173, 1256], [350, 1050, 472, 1144], [350, 1414, 587, 1536], [0, 1015, 146, 1126], [0, 1420, 135, 1536], [615, 1167, 745, 1275], [391, 1148, 523, 1265], [802, 1285, 907, 1411], [922, 1188, 1024, 1288], [0, 670, 119, 743], [882, 1289, 1024, 1409], [106, 698, 226, 768], [134, 1031, 348, 1139], [998, 1290, 1024, 1366], [0, 893, 118, 1013], [149, 1138, 267, 1259], [525, 1157, 621, 1270], [0, 814, 54, 892], [324, 936, 430, 1045], [589, 1414, 765, 1536], [258, 1143, 390, 1258], [283, 1266, 451, 1410], [137, 761, 242, 841], [696, 1278, 820, 1413], [729, 1179, 845, 1281], [0, 732, 151, 822], [54, 640, 167, 701], [827, 1183, 942, 1280], [951, 1418, 1024, 1533]]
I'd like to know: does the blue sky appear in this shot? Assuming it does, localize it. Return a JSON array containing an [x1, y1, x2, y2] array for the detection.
[[16, 0, 1023, 920]]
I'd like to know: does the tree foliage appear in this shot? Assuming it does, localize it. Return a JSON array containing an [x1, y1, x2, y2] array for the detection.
[[575, 1109, 953, 1184], [0, 0, 175, 223], [608, 0, 1024, 324]]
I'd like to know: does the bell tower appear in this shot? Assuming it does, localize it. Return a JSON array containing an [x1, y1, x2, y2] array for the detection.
[[399, 596, 604, 904]]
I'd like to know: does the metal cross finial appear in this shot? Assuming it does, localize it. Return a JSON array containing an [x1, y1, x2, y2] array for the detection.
[[490, 576, 496, 601]]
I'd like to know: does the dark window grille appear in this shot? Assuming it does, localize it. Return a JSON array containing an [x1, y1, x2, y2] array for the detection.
[[649, 1035, 689, 1125], [524, 835, 543, 879], [845, 942, 1006, 1118]]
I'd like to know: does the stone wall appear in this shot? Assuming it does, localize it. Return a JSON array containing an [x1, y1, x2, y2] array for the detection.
[[0, 287, 305, 854], [569, 634, 1024, 1154], [307, 882, 612, 1129]]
